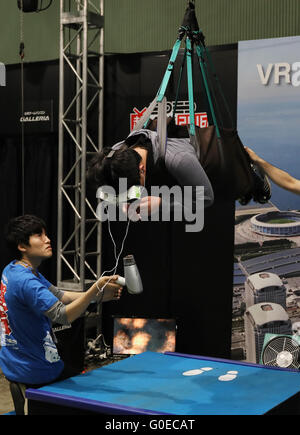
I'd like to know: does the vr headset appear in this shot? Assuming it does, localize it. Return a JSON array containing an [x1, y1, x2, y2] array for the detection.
[[96, 147, 145, 205]]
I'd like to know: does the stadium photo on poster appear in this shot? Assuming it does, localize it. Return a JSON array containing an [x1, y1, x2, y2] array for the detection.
[[231, 36, 300, 368]]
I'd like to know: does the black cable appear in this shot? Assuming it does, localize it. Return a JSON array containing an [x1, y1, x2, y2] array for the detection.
[[19, 1, 25, 215]]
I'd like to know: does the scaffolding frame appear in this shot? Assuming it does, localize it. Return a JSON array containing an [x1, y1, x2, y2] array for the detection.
[[57, 0, 104, 292]]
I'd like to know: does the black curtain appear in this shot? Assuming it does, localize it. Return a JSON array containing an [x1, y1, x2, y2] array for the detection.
[[0, 138, 20, 267], [0, 60, 72, 283], [0, 133, 59, 281]]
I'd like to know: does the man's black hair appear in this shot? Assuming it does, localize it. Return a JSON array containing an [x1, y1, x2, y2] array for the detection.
[[5, 215, 47, 259], [87, 135, 152, 192]]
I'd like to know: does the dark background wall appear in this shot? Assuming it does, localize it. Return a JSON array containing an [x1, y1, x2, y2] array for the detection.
[[100, 45, 237, 357]]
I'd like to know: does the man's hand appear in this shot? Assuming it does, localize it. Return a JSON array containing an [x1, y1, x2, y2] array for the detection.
[[65, 276, 123, 323], [122, 196, 161, 221], [138, 196, 161, 219], [95, 275, 123, 302]]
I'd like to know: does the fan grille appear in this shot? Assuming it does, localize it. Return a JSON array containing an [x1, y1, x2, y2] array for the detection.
[[262, 336, 300, 369]]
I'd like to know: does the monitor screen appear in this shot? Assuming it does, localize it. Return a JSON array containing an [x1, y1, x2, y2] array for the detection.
[[112, 317, 176, 355]]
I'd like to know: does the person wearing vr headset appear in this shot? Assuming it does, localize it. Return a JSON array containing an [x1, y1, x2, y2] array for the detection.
[[0, 215, 122, 392], [246, 147, 300, 195], [87, 128, 214, 222]]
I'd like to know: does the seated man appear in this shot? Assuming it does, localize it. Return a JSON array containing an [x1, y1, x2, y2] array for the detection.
[[0, 215, 122, 388], [87, 128, 214, 230]]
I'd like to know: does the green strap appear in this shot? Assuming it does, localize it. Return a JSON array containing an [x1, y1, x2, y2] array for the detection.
[[195, 44, 221, 138], [142, 37, 182, 130], [186, 37, 195, 137], [157, 38, 182, 103], [172, 47, 187, 118]]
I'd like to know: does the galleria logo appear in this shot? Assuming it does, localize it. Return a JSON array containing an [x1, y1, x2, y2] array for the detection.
[[20, 113, 50, 123], [257, 62, 300, 87], [0, 62, 6, 86]]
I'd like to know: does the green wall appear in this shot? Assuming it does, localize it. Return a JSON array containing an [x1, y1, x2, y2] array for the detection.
[[1, 0, 300, 65]]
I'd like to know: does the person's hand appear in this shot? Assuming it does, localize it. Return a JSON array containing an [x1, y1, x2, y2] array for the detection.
[[120, 201, 141, 221], [121, 197, 161, 221], [244, 146, 263, 164], [95, 275, 123, 302]]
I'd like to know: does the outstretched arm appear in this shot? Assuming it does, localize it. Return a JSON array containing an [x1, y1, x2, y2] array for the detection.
[[245, 147, 300, 195], [45, 276, 122, 325]]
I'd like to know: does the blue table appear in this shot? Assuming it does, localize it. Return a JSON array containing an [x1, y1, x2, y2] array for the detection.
[[26, 351, 300, 415]]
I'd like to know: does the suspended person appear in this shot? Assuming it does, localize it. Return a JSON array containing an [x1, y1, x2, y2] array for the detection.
[[0, 215, 122, 394], [87, 128, 214, 231], [245, 147, 300, 195]]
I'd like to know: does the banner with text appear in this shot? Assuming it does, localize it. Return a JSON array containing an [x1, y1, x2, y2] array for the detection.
[[232, 36, 300, 367]]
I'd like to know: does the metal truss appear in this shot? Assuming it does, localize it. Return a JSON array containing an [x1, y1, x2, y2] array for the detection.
[[57, 0, 104, 291]]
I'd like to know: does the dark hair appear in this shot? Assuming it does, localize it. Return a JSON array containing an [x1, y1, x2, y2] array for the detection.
[[86, 144, 142, 193], [5, 215, 47, 259]]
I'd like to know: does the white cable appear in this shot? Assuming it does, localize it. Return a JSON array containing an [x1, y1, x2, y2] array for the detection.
[[20, 1, 25, 214], [107, 215, 118, 268], [96, 151, 146, 293], [97, 211, 131, 294], [101, 216, 130, 277]]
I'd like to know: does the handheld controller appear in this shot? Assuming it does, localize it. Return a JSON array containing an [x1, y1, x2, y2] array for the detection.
[[114, 255, 143, 295], [115, 276, 126, 287]]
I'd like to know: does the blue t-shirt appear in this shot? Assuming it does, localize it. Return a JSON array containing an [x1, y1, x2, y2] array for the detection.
[[0, 261, 64, 385]]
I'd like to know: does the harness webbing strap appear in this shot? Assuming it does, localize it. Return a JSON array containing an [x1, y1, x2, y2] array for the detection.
[[186, 37, 196, 137], [132, 96, 158, 131], [172, 47, 187, 118], [157, 38, 182, 103], [157, 97, 167, 157], [133, 38, 183, 134], [195, 44, 221, 139], [202, 42, 234, 129]]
